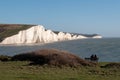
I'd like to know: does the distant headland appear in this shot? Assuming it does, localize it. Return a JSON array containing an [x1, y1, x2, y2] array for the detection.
[[0, 24, 102, 44]]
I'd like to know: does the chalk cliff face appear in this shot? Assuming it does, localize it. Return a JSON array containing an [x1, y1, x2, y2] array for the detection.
[[92, 35, 102, 38], [1, 25, 102, 44]]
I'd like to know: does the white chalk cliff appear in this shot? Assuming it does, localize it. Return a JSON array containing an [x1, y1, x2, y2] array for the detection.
[[92, 35, 102, 38], [1, 25, 102, 44]]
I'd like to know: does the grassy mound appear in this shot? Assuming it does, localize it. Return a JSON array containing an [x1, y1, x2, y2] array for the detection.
[[0, 24, 35, 42], [102, 63, 120, 68], [12, 49, 96, 67]]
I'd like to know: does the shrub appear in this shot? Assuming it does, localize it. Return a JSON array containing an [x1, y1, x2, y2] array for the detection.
[[0, 55, 11, 61], [102, 63, 120, 68]]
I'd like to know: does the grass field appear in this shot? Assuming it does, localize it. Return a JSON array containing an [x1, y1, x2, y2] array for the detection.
[[0, 61, 119, 80]]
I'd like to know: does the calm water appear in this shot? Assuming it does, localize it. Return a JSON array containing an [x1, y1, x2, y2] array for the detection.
[[0, 38, 120, 62]]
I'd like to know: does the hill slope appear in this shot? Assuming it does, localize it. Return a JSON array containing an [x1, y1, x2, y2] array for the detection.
[[0, 24, 34, 41], [12, 49, 96, 67]]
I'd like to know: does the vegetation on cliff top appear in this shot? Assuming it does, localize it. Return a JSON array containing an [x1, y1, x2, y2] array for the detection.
[[0, 24, 35, 41]]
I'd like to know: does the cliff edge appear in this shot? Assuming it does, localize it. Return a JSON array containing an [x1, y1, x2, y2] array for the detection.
[[0, 25, 102, 44]]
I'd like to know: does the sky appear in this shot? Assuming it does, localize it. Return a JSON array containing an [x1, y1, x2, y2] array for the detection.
[[0, 0, 120, 37]]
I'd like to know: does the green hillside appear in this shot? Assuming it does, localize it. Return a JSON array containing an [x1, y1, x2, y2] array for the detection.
[[0, 24, 34, 42], [0, 61, 119, 80]]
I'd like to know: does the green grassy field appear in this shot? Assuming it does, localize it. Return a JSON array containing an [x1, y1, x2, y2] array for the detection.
[[0, 61, 119, 80]]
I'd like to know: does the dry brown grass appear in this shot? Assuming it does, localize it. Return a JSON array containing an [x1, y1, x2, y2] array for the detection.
[[12, 49, 96, 67]]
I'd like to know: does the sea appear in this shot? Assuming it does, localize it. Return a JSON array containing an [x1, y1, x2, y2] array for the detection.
[[0, 38, 120, 62]]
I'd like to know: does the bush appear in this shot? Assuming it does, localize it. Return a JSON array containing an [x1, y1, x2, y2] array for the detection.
[[0, 55, 11, 61], [102, 63, 120, 68]]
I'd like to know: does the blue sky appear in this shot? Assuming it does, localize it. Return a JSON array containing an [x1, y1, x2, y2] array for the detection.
[[0, 0, 120, 37]]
